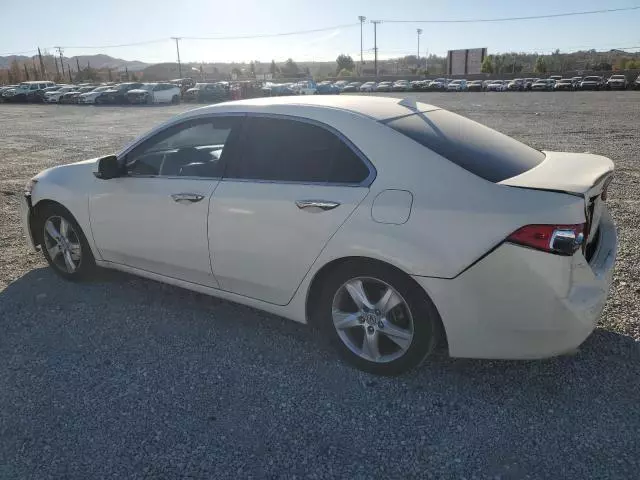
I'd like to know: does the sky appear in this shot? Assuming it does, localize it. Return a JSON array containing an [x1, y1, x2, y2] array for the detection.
[[2, 0, 639, 64]]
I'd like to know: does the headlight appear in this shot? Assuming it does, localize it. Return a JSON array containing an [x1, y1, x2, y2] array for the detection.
[[24, 178, 37, 196]]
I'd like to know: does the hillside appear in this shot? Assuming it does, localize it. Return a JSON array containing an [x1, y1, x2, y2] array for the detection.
[[0, 53, 148, 71]]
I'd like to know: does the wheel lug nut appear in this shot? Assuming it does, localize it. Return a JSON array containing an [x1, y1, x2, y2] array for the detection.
[[367, 326, 375, 334], [375, 310, 380, 315], [358, 316, 365, 323]]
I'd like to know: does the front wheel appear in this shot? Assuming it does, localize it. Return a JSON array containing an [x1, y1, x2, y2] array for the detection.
[[39, 204, 97, 281], [318, 261, 442, 375]]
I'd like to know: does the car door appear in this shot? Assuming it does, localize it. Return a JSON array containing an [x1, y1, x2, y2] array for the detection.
[[208, 115, 374, 305], [89, 115, 243, 287]]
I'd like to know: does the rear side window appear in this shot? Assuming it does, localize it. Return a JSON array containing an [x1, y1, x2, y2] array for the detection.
[[226, 116, 370, 184], [384, 110, 545, 182]]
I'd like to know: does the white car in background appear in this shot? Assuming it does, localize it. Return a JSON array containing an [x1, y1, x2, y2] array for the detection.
[[126, 83, 181, 104], [294, 80, 317, 95], [359, 81, 377, 92], [45, 86, 78, 103], [21, 96, 617, 375], [486, 80, 507, 92], [78, 86, 112, 104], [447, 79, 468, 91]]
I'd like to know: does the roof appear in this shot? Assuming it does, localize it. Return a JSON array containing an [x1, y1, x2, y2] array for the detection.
[[188, 95, 440, 121]]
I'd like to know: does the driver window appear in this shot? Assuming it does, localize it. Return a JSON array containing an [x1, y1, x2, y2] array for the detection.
[[125, 117, 241, 178]]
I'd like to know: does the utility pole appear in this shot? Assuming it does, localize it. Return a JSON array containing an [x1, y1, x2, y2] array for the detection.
[[171, 37, 183, 78], [38, 47, 46, 79], [55, 46, 64, 79], [67, 64, 72, 83], [372, 20, 381, 80], [417, 29, 422, 71], [358, 16, 366, 73]]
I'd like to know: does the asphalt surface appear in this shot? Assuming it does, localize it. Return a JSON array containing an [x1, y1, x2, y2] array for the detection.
[[1, 93, 639, 479]]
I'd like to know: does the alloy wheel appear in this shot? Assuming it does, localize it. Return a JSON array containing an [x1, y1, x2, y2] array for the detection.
[[332, 277, 414, 363], [43, 216, 82, 273]]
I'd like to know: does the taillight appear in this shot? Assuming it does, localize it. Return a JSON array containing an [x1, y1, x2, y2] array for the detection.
[[507, 224, 585, 256]]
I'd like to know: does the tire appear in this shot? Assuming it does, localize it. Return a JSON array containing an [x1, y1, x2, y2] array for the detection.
[[171, 95, 180, 105], [39, 203, 97, 281], [317, 260, 442, 375], [146, 94, 153, 105]]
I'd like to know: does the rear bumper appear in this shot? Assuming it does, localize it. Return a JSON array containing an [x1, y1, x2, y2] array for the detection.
[[415, 207, 617, 359]]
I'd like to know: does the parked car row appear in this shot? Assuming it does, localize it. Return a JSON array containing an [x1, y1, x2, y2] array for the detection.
[[267, 75, 640, 94], [2, 74, 638, 106], [1, 81, 183, 105]]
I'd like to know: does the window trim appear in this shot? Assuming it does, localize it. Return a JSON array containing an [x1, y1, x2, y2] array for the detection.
[[221, 112, 376, 188]]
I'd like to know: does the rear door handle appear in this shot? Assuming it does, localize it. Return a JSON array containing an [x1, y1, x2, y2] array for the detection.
[[295, 200, 341, 211], [171, 193, 205, 203]]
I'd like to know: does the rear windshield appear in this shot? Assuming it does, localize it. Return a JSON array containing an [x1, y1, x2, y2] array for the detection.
[[384, 110, 545, 183]]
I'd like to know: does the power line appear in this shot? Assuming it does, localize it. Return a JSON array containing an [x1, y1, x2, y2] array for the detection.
[[181, 23, 359, 40], [380, 6, 640, 24], [59, 39, 169, 49], [0, 49, 38, 56]]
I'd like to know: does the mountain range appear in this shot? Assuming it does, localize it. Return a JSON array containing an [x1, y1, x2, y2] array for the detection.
[[0, 54, 148, 71]]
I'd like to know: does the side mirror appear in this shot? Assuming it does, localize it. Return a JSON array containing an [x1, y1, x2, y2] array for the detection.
[[94, 155, 121, 179]]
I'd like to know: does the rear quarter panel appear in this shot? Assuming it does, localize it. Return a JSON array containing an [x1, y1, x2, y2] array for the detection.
[[297, 113, 586, 279]]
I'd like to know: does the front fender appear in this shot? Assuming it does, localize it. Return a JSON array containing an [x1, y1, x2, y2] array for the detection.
[[29, 159, 102, 260]]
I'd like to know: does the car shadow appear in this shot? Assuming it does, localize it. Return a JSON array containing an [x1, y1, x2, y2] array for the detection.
[[1, 266, 639, 478]]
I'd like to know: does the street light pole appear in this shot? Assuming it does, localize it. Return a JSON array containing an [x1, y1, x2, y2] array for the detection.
[[372, 20, 381, 80], [358, 16, 366, 73], [417, 28, 422, 67]]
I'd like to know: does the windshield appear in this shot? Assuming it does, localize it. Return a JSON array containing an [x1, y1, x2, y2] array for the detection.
[[491, 80, 503, 84], [584, 77, 600, 81], [449, 80, 461, 84], [93, 86, 110, 92], [610, 75, 625, 80]]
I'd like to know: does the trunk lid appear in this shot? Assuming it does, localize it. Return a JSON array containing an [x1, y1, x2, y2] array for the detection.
[[500, 151, 614, 259]]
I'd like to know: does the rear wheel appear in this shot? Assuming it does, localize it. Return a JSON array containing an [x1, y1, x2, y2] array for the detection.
[[39, 204, 96, 281], [318, 261, 441, 375]]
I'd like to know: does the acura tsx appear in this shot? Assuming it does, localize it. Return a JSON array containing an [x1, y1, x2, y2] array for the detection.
[[21, 96, 617, 375]]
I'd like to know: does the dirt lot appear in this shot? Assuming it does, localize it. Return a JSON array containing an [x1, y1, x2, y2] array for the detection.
[[1, 93, 639, 479]]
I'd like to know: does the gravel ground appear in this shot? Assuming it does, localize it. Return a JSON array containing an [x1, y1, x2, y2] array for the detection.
[[0, 93, 639, 479]]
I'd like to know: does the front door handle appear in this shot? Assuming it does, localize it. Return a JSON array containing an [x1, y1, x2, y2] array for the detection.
[[295, 200, 341, 211], [171, 193, 205, 203]]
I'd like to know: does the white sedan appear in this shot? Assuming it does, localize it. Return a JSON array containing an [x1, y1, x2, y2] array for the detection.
[[77, 85, 111, 104], [44, 86, 78, 103], [21, 96, 617, 375]]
